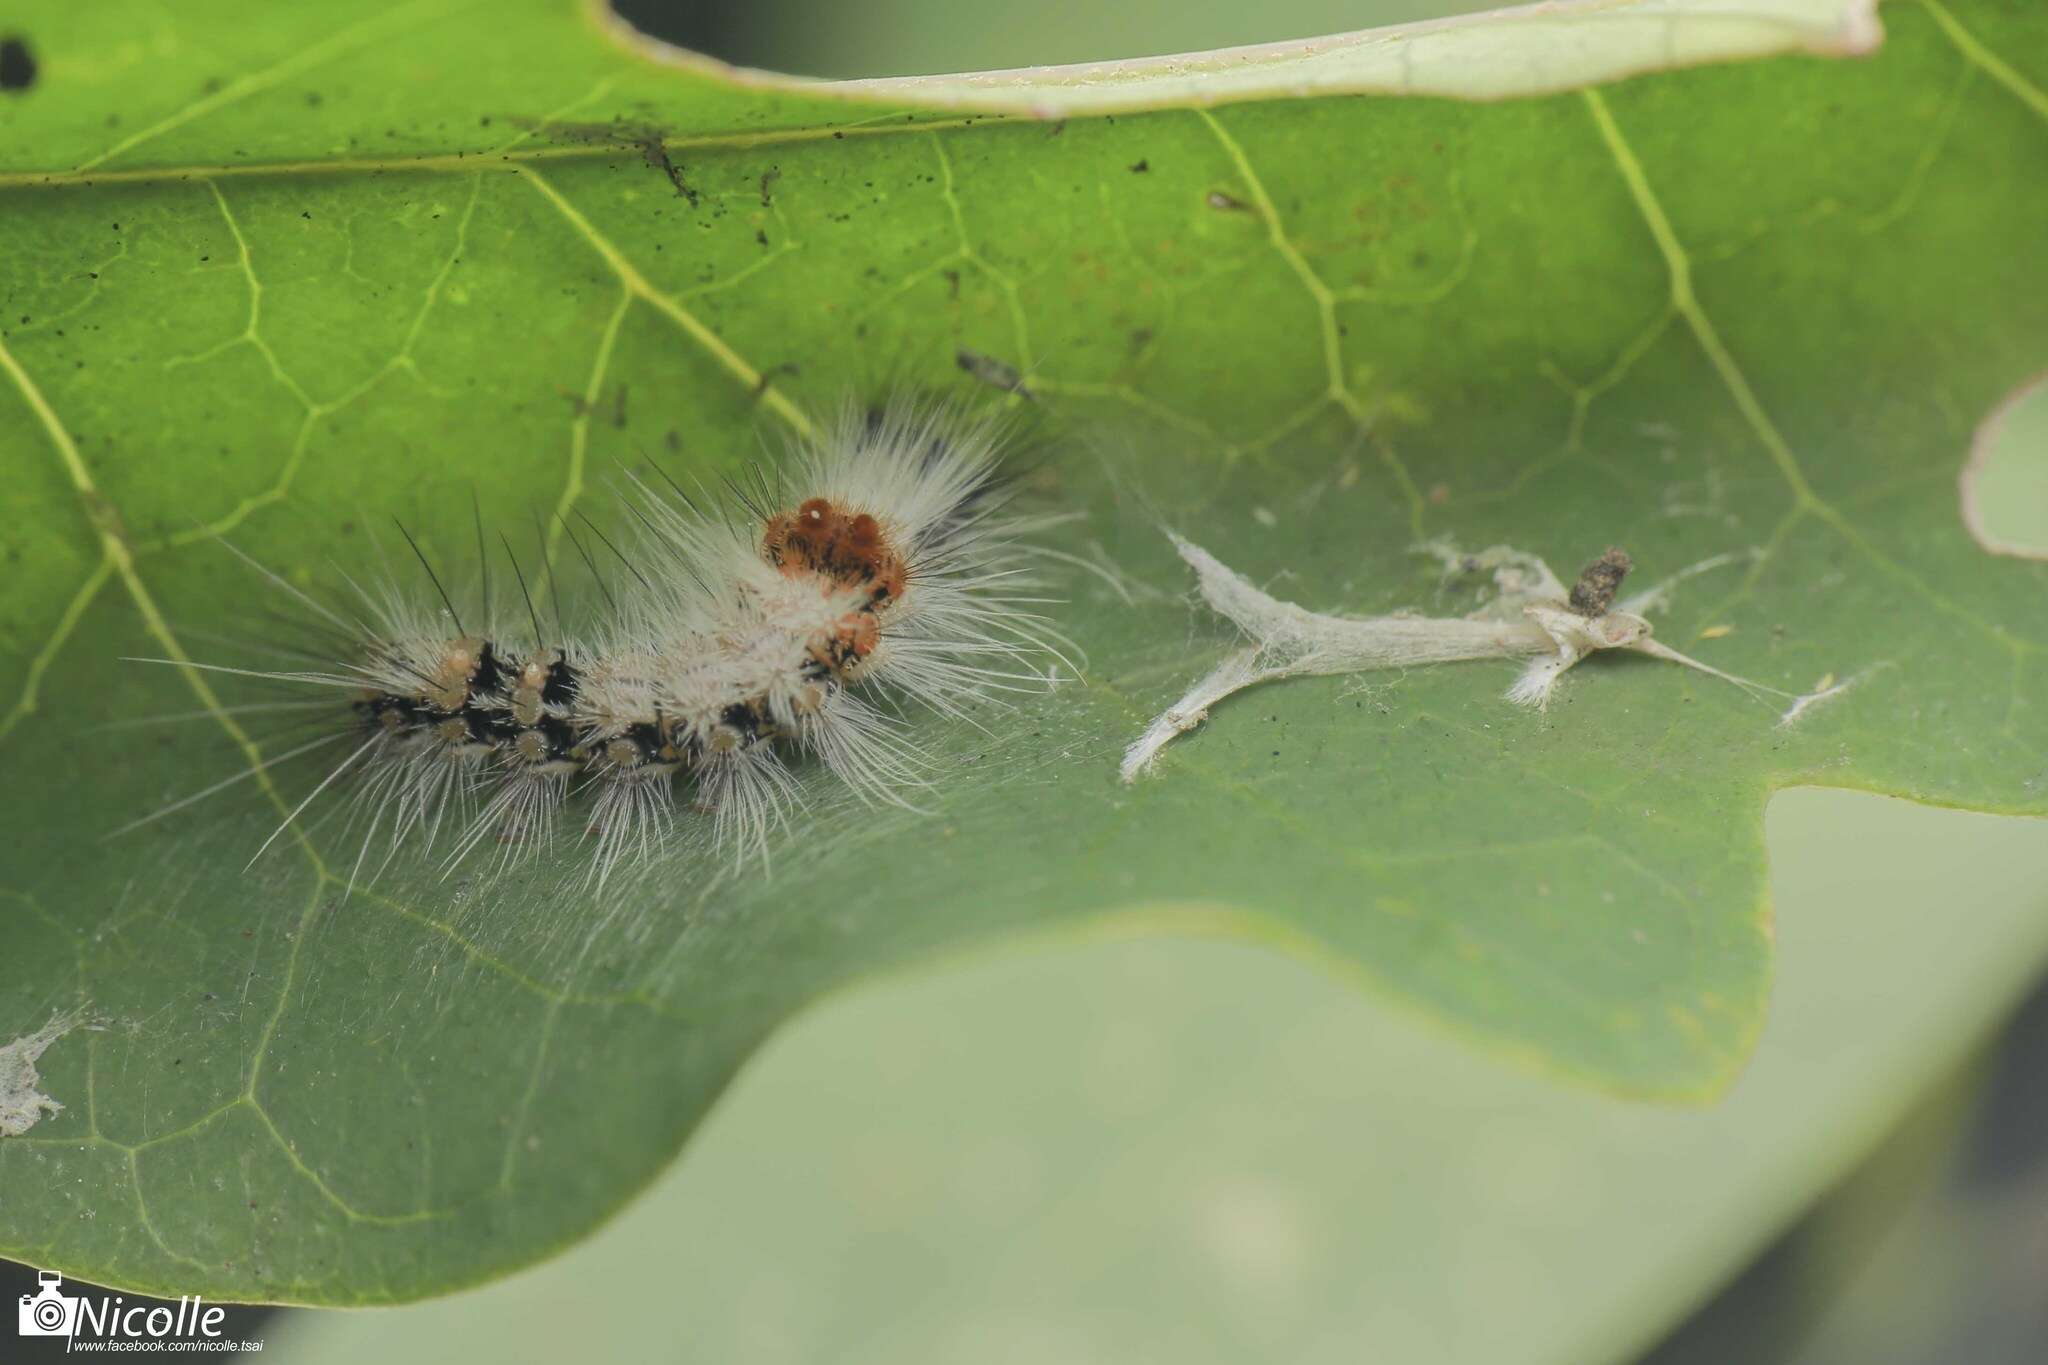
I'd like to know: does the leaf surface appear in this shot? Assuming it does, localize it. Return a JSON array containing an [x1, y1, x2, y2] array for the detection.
[[0, 0, 2043, 1303]]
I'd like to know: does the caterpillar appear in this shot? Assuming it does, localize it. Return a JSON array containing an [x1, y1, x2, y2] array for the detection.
[[143, 397, 1063, 885]]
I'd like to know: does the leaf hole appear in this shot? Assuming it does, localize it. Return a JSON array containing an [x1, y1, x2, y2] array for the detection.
[[1960, 373, 2048, 560]]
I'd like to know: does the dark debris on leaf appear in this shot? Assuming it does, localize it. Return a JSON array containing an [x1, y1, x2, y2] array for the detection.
[[0, 35, 36, 92]]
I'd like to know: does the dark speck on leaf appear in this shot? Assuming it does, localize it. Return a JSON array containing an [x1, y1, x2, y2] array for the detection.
[[957, 349, 1031, 399], [0, 35, 36, 93], [1129, 159, 1148, 173], [301, 210, 312, 220], [305, 90, 323, 107]]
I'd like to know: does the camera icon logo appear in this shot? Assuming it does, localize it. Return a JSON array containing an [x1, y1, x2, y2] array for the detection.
[[18, 1270, 78, 1336]]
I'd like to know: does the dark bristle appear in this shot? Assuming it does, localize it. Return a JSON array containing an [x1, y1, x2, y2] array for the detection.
[[575, 507, 653, 592], [557, 513, 618, 613], [472, 492, 493, 627], [618, 495, 713, 597], [642, 453, 706, 518], [501, 532, 544, 648], [394, 518, 465, 636], [534, 511, 568, 645], [720, 470, 767, 521]]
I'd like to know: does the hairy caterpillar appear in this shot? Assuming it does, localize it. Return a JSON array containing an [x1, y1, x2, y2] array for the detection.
[[140, 398, 1064, 884]]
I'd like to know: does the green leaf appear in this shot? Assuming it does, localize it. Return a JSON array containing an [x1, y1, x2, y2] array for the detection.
[[2, 0, 2043, 1305]]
